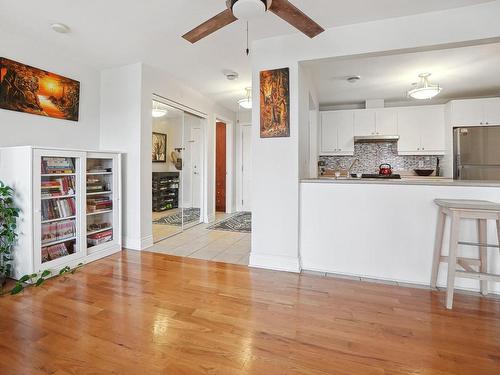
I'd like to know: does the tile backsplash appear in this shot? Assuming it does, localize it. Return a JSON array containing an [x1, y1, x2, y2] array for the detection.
[[319, 142, 442, 174]]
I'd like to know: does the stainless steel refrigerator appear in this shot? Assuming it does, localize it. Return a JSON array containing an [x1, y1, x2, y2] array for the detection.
[[454, 126, 500, 180]]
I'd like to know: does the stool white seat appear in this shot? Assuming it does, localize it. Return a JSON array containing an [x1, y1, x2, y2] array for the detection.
[[431, 199, 500, 309]]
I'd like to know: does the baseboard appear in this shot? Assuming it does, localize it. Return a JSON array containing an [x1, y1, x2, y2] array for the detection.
[[249, 253, 301, 273], [141, 235, 154, 250], [123, 235, 154, 251]]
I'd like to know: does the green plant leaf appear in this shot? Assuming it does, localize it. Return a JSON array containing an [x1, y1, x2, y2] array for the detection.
[[35, 277, 45, 287], [10, 284, 24, 295], [41, 270, 51, 278], [18, 275, 30, 283]]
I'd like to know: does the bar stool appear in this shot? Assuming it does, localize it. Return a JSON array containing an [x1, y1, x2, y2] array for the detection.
[[431, 199, 500, 309]]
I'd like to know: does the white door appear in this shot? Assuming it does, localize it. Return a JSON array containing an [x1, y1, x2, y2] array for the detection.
[[320, 112, 339, 153], [354, 110, 376, 136], [190, 127, 202, 209], [419, 106, 445, 153], [241, 125, 252, 211], [484, 98, 500, 125], [375, 109, 398, 135], [337, 121, 355, 154], [451, 99, 484, 126], [397, 107, 422, 153]]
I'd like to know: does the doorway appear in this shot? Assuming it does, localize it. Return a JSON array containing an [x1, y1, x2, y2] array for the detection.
[[216, 121, 227, 212]]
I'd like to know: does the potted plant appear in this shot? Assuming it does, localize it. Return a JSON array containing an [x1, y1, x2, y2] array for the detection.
[[0, 181, 19, 287]]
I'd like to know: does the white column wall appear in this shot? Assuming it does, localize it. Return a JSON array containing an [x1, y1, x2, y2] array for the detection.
[[250, 1, 500, 272]]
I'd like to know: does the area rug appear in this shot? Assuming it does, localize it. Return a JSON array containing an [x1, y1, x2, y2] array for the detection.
[[153, 208, 200, 226], [208, 212, 252, 233]]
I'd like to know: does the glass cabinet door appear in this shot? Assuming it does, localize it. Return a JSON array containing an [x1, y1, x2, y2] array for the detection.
[[34, 150, 86, 268], [86, 153, 120, 253]]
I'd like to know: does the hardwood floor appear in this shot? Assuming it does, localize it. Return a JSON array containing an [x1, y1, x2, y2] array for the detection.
[[0, 250, 499, 374]]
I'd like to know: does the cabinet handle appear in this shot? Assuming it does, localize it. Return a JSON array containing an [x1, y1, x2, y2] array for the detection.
[[480, 122, 483, 125]]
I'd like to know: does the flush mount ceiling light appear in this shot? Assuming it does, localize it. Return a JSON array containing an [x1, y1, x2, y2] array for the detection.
[[407, 73, 442, 100], [238, 87, 252, 109], [51, 23, 71, 34], [223, 70, 239, 81], [152, 102, 168, 118], [346, 75, 361, 84]]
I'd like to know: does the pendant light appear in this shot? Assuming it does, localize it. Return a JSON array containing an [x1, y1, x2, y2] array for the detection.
[[238, 87, 252, 109], [407, 73, 442, 100], [152, 102, 168, 118]]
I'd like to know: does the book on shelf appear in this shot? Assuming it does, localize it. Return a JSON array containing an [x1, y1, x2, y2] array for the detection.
[[42, 219, 76, 244], [41, 176, 75, 197], [87, 166, 112, 173], [87, 197, 112, 213], [41, 198, 76, 221], [41, 157, 75, 174], [87, 221, 112, 232], [87, 229, 113, 246], [42, 242, 72, 263]]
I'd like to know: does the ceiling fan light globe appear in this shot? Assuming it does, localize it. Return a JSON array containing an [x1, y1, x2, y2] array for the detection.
[[232, 0, 267, 20]]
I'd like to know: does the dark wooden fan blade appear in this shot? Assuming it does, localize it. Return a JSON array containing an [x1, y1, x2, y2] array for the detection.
[[269, 0, 324, 38], [182, 9, 238, 43]]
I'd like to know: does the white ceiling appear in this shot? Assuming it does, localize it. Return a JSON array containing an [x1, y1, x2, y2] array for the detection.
[[304, 42, 500, 108], [0, 0, 493, 111]]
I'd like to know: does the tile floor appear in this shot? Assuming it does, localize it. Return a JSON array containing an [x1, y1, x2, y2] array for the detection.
[[149, 212, 251, 266]]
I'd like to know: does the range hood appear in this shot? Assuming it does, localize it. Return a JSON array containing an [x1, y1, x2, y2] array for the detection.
[[354, 135, 400, 143]]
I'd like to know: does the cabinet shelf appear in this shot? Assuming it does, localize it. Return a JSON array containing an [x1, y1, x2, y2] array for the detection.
[[87, 209, 113, 216], [41, 173, 76, 177], [41, 194, 76, 200], [87, 191, 112, 196], [42, 236, 77, 247], [87, 227, 113, 236], [87, 172, 113, 175], [42, 216, 76, 224]]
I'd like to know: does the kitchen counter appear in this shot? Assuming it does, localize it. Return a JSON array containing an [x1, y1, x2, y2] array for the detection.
[[302, 177, 500, 188], [299, 180, 500, 293]]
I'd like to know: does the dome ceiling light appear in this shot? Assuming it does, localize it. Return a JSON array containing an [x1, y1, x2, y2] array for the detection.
[[407, 73, 442, 100], [238, 87, 252, 109]]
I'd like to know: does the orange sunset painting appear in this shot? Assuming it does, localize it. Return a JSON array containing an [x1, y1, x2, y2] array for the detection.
[[260, 67, 290, 138], [0, 57, 80, 121]]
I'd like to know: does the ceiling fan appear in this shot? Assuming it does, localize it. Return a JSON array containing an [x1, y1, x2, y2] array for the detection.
[[182, 0, 325, 44]]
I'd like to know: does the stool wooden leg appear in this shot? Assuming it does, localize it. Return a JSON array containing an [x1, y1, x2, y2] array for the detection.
[[478, 219, 488, 296], [431, 208, 446, 289], [446, 212, 460, 310]]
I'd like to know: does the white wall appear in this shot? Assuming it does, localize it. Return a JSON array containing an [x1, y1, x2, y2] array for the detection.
[[100, 63, 236, 250], [250, 1, 500, 273], [100, 63, 143, 250], [0, 30, 100, 149]]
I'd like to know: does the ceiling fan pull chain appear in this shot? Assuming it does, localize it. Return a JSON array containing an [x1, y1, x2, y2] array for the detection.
[[245, 21, 250, 56]]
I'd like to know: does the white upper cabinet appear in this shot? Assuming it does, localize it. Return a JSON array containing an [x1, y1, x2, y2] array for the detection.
[[320, 111, 354, 155], [354, 110, 376, 136], [483, 98, 500, 125], [354, 109, 398, 135], [375, 109, 398, 135], [450, 98, 500, 126], [397, 105, 445, 155]]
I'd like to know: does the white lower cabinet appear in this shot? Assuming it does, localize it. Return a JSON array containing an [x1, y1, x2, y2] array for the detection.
[[0, 146, 122, 280], [320, 111, 354, 155]]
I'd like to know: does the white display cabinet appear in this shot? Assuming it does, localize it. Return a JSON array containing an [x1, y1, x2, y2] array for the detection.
[[0, 146, 121, 280]]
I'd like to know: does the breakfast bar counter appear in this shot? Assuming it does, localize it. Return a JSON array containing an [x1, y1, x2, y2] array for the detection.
[[299, 179, 500, 293]]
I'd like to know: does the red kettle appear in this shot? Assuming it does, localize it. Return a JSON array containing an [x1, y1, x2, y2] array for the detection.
[[379, 163, 393, 176]]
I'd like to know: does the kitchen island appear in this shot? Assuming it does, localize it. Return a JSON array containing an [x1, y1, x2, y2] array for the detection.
[[300, 178, 500, 293]]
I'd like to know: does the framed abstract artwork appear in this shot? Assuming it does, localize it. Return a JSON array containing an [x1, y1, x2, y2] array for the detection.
[[260, 67, 290, 138], [152, 132, 167, 163], [0, 57, 80, 121]]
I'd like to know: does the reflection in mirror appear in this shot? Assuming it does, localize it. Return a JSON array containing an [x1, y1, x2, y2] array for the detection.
[[152, 100, 184, 243]]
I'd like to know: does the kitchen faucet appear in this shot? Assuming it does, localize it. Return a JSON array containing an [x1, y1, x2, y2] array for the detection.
[[348, 158, 359, 177]]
